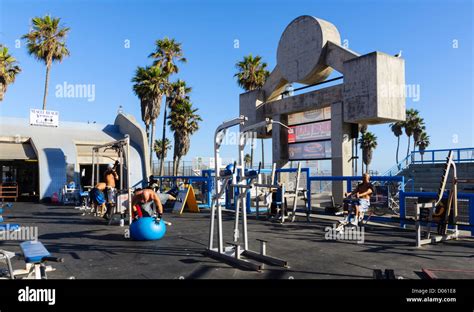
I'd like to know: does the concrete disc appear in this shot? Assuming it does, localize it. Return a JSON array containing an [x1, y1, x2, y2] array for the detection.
[[277, 15, 341, 84]]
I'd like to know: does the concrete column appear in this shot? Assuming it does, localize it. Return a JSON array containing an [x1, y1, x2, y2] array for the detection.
[[331, 102, 352, 204], [272, 114, 289, 169]]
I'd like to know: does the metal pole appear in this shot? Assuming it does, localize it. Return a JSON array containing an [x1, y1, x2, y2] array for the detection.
[[120, 148, 124, 191], [91, 149, 96, 187], [416, 203, 421, 247], [95, 149, 100, 185], [126, 135, 132, 225]]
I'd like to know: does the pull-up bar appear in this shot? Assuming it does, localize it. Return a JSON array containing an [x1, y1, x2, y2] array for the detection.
[[91, 135, 132, 225]]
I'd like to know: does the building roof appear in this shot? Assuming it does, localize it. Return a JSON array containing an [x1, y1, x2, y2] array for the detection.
[[0, 114, 150, 198]]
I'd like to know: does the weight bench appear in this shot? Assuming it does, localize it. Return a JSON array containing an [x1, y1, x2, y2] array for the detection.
[[12, 241, 64, 279]]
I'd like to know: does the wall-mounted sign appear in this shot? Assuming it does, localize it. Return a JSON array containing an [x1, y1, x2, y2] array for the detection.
[[289, 140, 331, 160], [29, 109, 59, 127], [288, 120, 331, 143], [288, 106, 331, 126]]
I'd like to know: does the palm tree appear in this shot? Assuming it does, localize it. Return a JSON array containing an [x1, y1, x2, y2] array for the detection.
[[0, 45, 21, 102], [403, 108, 419, 161], [22, 15, 70, 110], [149, 37, 186, 175], [358, 131, 378, 173], [389, 121, 404, 166], [234, 54, 270, 167], [160, 79, 191, 175], [234, 54, 269, 91], [244, 154, 252, 167], [412, 117, 425, 152], [358, 124, 368, 173], [153, 138, 172, 174], [168, 100, 202, 176], [132, 66, 152, 140], [416, 131, 430, 162], [131, 66, 168, 169]]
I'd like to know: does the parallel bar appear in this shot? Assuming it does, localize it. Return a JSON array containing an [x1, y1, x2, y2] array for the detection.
[[242, 250, 288, 267], [204, 249, 262, 272]]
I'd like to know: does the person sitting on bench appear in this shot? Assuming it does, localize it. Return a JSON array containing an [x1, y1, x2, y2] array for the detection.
[[345, 173, 374, 225], [131, 188, 166, 221], [89, 182, 107, 217]]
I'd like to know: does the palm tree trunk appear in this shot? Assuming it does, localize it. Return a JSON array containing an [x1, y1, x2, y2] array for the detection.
[[173, 155, 181, 176], [396, 136, 400, 165], [406, 135, 411, 165], [150, 121, 155, 173], [42, 62, 51, 110], [0, 83, 5, 101], [159, 107, 167, 176], [145, 125, 150, 145]]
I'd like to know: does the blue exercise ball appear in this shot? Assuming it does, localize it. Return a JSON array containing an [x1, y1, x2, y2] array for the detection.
[[130, 217, 167, 241]]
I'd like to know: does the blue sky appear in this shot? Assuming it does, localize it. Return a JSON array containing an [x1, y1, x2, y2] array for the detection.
[[0, 0, 472, 172]]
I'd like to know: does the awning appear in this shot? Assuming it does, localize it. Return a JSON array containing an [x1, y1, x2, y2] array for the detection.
[[76, 144, 120, 164], [0, 142, 37, 160]]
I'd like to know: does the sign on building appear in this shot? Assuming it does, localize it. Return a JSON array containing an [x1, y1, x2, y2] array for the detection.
[[289, 140, 332, 160], [288, 120, 331, 143], [288, 107, 331, 126], [288, 106, 331, 160], [29, 109, 59, 127]]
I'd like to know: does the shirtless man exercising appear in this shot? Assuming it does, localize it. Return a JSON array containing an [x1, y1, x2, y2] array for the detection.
[[104, 161, 119, 217], [131, 188, 165, 220]]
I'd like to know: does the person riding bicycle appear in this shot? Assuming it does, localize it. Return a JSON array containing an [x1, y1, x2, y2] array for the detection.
[[345, 173, 374, 225]]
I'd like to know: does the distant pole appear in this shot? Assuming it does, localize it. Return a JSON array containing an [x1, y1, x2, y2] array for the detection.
[[261, 139, 265, 169]]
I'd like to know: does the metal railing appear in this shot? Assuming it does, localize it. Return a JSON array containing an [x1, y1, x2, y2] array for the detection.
[[399, 191, 474, 236], [383, 147, 474, 177]]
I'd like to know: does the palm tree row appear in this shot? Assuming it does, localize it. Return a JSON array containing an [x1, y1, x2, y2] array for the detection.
[[390, 108, 430, 167], [132, 37, 201, 176]]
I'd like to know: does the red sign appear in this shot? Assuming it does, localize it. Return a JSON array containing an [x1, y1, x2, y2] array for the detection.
[[288, 120, 331, 143]]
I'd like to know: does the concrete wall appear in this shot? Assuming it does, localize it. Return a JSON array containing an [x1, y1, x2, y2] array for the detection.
[[343, 52, 406, 124]]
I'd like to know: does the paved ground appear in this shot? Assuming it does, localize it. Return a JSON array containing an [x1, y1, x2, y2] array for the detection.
[[0, 202, 472, 279]]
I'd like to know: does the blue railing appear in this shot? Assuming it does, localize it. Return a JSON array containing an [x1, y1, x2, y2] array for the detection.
[[399, 191, 474, 236], [383, 147, 474, 177], [152, 175, 214, 208]]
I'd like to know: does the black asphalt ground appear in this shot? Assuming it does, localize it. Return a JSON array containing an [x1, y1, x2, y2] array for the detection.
[[0, 202, 472, 279]]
